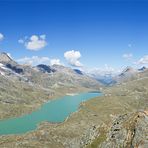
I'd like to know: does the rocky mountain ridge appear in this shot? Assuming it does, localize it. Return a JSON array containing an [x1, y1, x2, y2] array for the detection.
[[0, 52, 101, 90]]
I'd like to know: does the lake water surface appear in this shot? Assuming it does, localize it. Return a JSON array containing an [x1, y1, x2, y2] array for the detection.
[[0, 92, 102, 135]]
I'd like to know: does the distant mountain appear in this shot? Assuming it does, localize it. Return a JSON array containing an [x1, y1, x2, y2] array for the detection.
[[0, 52, 101, 91], [113, 66, 148, 84], [88, 66, 148, 85], [0, 52, 24, 74], [73, 69, 83, 75], [119, 66, 137, 76], [96, 75, 116, 86], [113, 67, 136, 83], [4, 52, 147, 97], [138, 66, 147, 72], [86, 70, 117, 86], [0, 52, 13, 64], [36, 64, 56, 73]]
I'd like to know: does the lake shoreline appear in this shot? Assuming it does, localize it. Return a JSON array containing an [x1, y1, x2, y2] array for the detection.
[[0, 91, 102, 136]]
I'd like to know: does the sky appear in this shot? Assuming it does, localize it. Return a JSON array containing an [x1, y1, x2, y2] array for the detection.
[[0, 0, 148, 72]]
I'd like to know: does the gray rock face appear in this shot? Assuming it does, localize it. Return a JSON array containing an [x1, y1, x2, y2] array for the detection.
[[0, 52, 23, 74], [132, 111, 148, 148], [0, 52, 12, 63], [138, 66, 147, 72], [36, 64, 56, 73], [101, 111, 148, 148], [6, 63, 24, 74]]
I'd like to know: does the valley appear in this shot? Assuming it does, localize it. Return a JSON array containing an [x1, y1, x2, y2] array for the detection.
[[0, 52, 147, 147]]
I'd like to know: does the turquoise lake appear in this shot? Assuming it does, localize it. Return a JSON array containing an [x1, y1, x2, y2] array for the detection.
[[0, 92, 102, 135]]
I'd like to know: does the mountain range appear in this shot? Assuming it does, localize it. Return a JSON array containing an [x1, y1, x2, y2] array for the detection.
[[1, 52, 147, 89], [0, 52, 101, 89], [87, 65, 147, 86], [0, 52, 148, 147]]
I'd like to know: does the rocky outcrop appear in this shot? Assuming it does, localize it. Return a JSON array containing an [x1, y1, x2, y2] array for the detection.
[[0, 52, 12, 63], [100, 111, 148, 148], [138, 66, 147, 72], [6, 63, 24, 74], [36, 64, 56, 73], [80, 125, 100, 146], [73, 69, 83, 75]]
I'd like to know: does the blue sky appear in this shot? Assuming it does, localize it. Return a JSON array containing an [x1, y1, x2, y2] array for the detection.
[[0, 0, 148, 71]]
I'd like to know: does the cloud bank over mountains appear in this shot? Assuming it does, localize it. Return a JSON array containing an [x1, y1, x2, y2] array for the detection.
[[17, 56, 51, 66], [0, 33, 148, 71]]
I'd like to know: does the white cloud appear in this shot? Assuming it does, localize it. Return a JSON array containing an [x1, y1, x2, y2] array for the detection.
[[64, 50, 83, 67], [136, 55, 148, 64], [122, 53, 133, 60], [25, 35, 47, 50], [0, 33, 4, 41], [17, 56, 50, 65], [18, 39, 24, 44], [50, 59, 62, 66], [40, 34, 46, 40], [19, 35, 47, 51]]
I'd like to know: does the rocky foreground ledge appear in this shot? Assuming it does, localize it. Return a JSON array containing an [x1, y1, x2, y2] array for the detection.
[[98, 111, 148, 148]]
